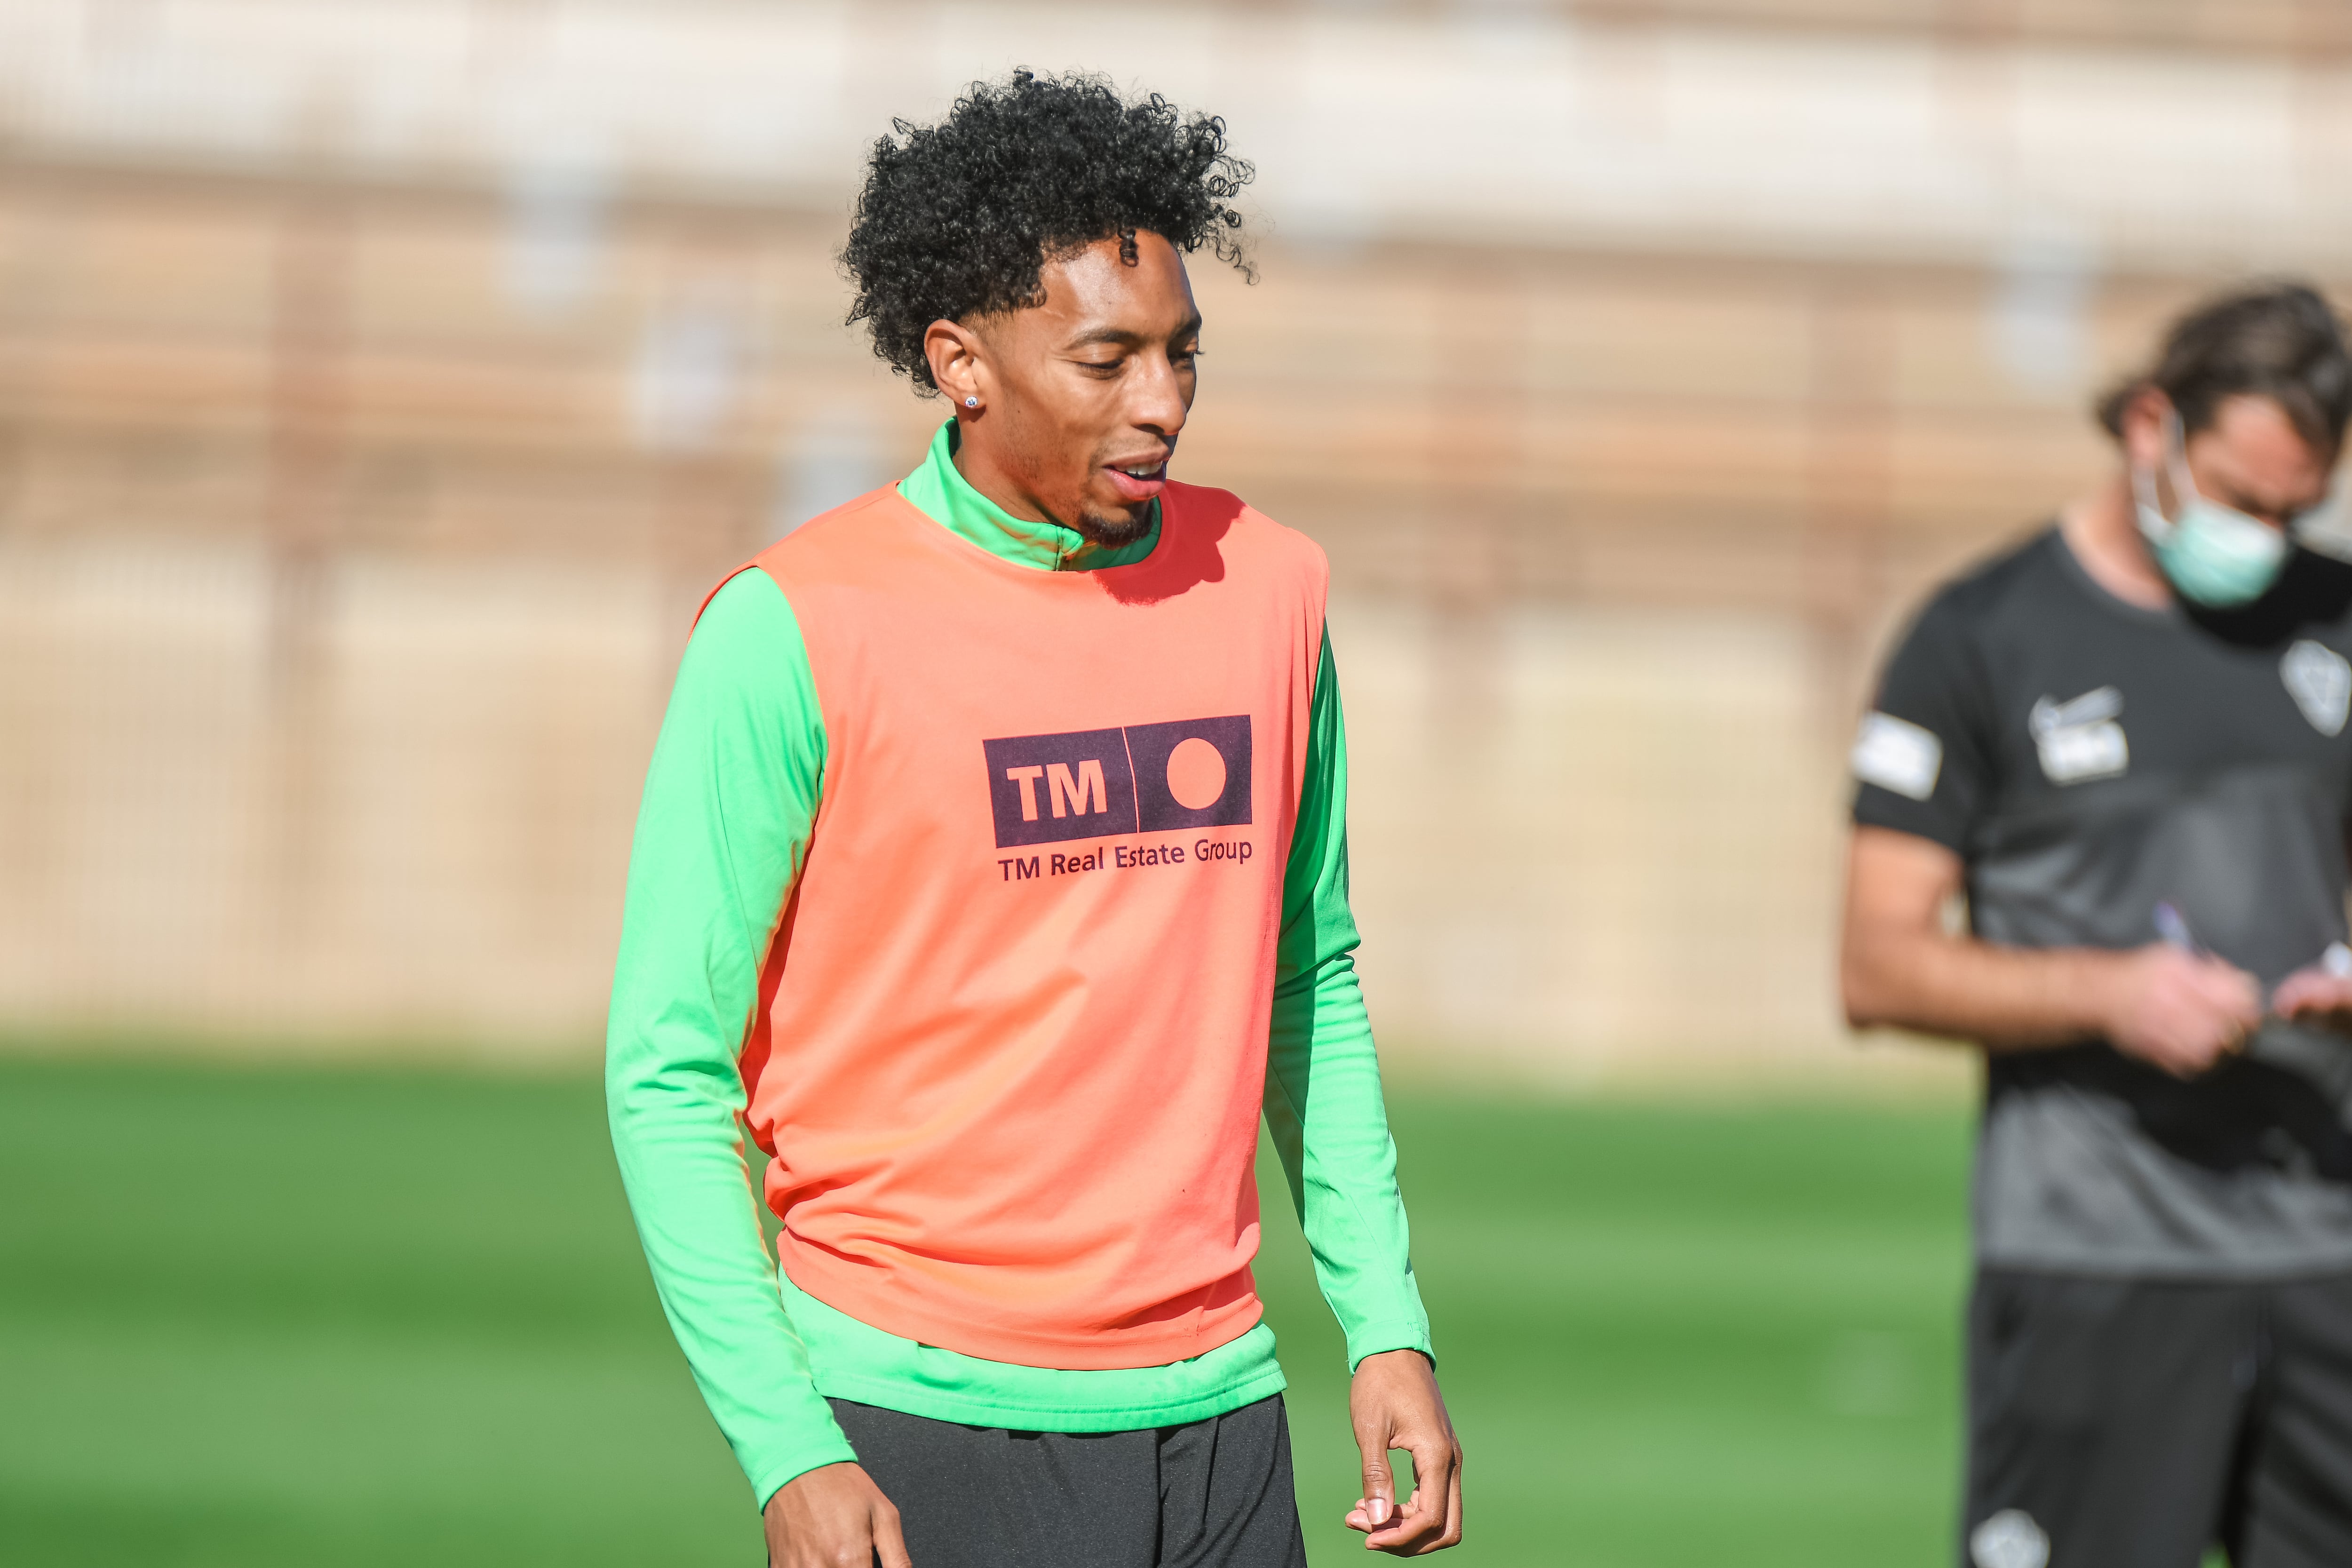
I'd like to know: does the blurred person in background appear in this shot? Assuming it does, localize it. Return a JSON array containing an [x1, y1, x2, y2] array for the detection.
[[1843, 282, 2352, 1568], [605, 72, 1460, 1568]]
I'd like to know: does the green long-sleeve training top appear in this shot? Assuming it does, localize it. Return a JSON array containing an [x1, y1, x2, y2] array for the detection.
[[606, 422, 1431, 1509]]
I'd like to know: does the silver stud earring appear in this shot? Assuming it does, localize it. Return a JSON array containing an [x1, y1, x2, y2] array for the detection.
[[964, 396, 979, 409]]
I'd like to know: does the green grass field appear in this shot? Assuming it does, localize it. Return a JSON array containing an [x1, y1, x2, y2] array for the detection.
[[0, 1055, 1972, 1566]]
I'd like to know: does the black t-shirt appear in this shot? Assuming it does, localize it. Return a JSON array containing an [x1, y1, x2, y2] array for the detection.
[[1855, 526, 2352, 1276]]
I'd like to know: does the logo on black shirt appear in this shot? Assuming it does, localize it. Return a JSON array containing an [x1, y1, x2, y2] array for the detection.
[[2282, 640, 2352, 736], [2030, 687, 2128, 784], [983, 717, 1252, 848]]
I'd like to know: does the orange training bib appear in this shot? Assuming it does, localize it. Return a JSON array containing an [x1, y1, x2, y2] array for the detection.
[[723, 481, 1326, 1369]]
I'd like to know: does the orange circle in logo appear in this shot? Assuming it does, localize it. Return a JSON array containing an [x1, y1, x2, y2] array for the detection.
[[1165, 736, 1227, 811]]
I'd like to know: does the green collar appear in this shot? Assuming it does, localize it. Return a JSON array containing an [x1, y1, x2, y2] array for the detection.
[[895, 420, 1160, 572]]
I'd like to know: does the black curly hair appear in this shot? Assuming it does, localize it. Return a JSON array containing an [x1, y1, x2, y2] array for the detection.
[[841, 70, 1254, 394]]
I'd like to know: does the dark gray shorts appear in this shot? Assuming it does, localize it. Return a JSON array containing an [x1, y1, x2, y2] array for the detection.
[[1964, 1269, 2352, 1568], [828, 1393, 1308, 1568]]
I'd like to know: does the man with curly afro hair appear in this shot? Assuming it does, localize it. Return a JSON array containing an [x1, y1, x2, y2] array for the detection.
[[608, 71, 1461, 1568]]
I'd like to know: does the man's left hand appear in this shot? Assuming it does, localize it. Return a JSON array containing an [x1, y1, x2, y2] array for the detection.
[[2274, 961, 2352, 1031], [1343, 1348, 1463, 1554]]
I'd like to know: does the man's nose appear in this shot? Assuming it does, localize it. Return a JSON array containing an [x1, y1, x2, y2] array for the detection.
[[1130, 354, 1190, 436]]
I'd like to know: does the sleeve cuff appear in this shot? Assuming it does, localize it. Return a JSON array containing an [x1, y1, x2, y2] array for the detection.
[[748, 1434, 863, 1514], [1344, 1317, 1435, 1375], [1851, 791, 1969, 857]]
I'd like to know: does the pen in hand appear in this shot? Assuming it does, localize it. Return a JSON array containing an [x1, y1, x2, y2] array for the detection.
[[2153, 901, 2203, 957], [2154, 901, 2255, 1056]]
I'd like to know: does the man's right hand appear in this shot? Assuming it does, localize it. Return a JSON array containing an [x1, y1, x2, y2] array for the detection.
[[764, 1462, 910, 1568], [2100, 943, 2263, 1078]]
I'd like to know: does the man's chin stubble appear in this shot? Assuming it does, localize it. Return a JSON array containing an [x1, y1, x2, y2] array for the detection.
[[1071, 507, 1156, 549]]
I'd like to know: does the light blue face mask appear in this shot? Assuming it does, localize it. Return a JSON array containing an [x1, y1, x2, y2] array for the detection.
[[2133, 410, 2292, 609]]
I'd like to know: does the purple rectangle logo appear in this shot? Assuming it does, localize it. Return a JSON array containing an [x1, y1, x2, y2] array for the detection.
[[984, 728, 1137, 847], [1127, 715, 1252, 833], [982, 716, 1251, 849]]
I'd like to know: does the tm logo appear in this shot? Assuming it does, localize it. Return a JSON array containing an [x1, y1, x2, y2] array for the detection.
[[982, 716, 1251, 848]]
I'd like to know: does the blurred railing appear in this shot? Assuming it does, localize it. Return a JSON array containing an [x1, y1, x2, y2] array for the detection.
[[1575, 0, 2349, 55]]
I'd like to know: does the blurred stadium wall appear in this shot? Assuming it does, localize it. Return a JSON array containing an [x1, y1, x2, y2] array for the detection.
[[2, 0, 2347, 1081]]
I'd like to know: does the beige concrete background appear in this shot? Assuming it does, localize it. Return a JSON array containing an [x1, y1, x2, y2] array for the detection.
[[5, 0, 2347, 1089]]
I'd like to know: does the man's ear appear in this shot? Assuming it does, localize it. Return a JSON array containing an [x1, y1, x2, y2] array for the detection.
[[2119, 385, 2173, 474], [923, 319, 990, 408]]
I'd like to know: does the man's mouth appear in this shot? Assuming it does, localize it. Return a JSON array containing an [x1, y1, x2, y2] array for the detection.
[[1104, 460, 1168, 502]]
